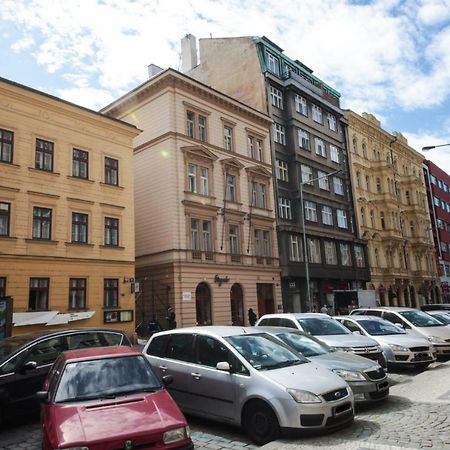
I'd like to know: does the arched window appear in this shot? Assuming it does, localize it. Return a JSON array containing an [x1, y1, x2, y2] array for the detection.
[[356, 171, 361, 188], [362, 142, 367, 158], [370, 210, 375, 228], [230, 283, 244, 326], [196, 282, 212, 326], [353, 137, 358, 154]]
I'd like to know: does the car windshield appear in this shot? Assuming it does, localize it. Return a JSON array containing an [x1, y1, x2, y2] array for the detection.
[[430, 313, 450, 325], [296, 317, 351, 335], [225, 333, 308, 370], [55, 355, 162, 403], [399, 311, 444, 327], [0, 336, 31, 362], [276, 332, 330, 357], [357, 319, 406, 335]]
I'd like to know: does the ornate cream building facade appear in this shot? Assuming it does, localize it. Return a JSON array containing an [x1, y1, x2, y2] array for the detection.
[[345, 111, 440, 307], [0, 77, 139, 335], [103, 69, 282, 328]]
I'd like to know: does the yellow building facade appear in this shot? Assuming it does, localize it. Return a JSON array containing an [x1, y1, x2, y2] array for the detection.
[[0, 78, 139, 336], [345, 111, 440, 307]]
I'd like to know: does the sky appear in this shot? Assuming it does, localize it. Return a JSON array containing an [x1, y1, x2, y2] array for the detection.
[[1, 0, 450, 172]]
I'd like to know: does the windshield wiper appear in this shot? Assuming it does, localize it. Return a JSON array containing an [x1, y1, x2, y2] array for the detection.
[[262, 360, 303, 370], [57, 393, 117, 403]]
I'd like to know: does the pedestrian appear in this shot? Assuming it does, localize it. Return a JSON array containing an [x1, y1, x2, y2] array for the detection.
[[248, 308, 257, 326], [320, 304, 328, 314], [166, 306, 177, 329]]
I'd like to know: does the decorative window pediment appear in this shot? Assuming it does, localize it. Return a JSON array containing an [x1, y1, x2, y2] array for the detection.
[[245, 165, 272, 179], [181, 145, 218, 162], [220, 157, 245, 171]]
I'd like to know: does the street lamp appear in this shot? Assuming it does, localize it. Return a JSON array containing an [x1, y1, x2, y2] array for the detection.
[[300, 169, 342, 312], [422, 144, 450, 152]]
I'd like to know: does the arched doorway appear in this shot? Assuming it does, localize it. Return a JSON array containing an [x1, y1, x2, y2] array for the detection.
[[196, 282, 212, 326], [230, 283, 244, 325]]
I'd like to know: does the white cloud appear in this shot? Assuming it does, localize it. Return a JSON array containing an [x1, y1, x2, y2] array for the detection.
[[57, 87, 115, 111]]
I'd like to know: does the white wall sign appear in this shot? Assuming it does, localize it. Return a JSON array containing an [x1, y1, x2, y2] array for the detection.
[[182, 291, 192, 301]]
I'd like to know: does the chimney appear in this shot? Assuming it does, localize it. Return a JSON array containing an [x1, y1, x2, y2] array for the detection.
[[148, 64, 164, 79], [181, 34, 198, 73]]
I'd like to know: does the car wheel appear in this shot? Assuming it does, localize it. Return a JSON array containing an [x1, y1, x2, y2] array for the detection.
[[243, 401, 280, 445]]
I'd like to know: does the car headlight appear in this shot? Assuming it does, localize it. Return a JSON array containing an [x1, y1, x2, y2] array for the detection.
[[427, 336, 446, 344], [388, 344, 409, 352], [163, 426, 190, 444], [332, 369, 366, 381], [287, 388, 322, 403]]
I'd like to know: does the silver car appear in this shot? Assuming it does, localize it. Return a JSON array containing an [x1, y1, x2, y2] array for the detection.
[[255, 313, 386, 368], [257, 326, 389, 403], [426, 310, 450, 326], [335, 315, 436, 369], [143, 326, 354, 445]]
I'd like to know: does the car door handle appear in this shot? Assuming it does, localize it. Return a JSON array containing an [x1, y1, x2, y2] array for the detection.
[[159, 365, 167, 372], [191, 372, 201, 380]]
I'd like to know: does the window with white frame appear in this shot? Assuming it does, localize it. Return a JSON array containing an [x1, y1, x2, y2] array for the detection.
[[229, 224, 239, 254], [289, 234, 303, 261], [330, 145, 340, 163], [312, 104, 323, 123], [324, 241, 337, 265], [354, 245, 365, 267], [248, 135, 264, 161], [248, 136, 255, 159], [278, 198, 292, 219], [337, 209, 348, 228], [333, 177, 344, 195], [191, 218, 200, 250], [308, 238, 321, 263], [226, 174, 236, 202], [294, 95, 307, 116], [315, 138, 326, 157], [276, 159, 288, 181], [430, 175, 437, 185], [224, 126, 233, 151], [250, 181, 267, 208], [298, 128, 310, 150], [318, 171, 329, 190], [200, 167, 209, 195], [340, 243, 352, 266], [256, 139, 263, 161], [273, 123, 286, 145], [270, 86, 283, 109], [255, 229, 271, 257], [327, 113, 337, 131], [301, 164, 313, 185], [266, 51, 280, 76], [322, 206, 333, 225], [188, 164, 197, 193], [433, 196, 440, 207], [187, 163, 209, 195], [305, 201, 317, 222]]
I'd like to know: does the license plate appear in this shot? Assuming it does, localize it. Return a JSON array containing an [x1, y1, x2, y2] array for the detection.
[[414, 353, 430, 360], [377, 381, 389, 391]]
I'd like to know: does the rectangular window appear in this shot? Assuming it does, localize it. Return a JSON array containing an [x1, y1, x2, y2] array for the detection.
[[301, 165, 313, 185], [315, 138, 326, 157], [270, 86, 283, 109], [333, 177, 344, 195], [263, 230, 270, 256], [0, 202, 10, 236], [72, 149, 88, 179], [305, 201, 317, 222], [104, 217, 119, 246], [337, 209, 348, 228], [278, 198, 292, 220], [0, 128, 13, 163], [324, 241, 337, 265], [187, 111, 195, 138], [276, 159, 288, 181], [191, 218, 200, 250], [430, 175, 437, 185], [251, 181, 257, 207], [273, 123, 286, 145], [224, 126, 233, 151], [258, 184, 266, 209], [340, 243, 352, 266], [198, 115, 207, 142], [105, 157, 119, 186], [29, 278, 49, 311], [104, 278, 118, 308], [248, 136, 255, 159], [35, 138, 54, 172], [32, 207, 52, 240], [0, 277, 5, 297], [354, 245, 365, 267], [298, 128, 310, 150], [294, 95, 307, 116], [69, 278, 86, 310], [226, 174, 236, 202], [312, 104, 323, 123], [318, 171, 329, 190], [71, 212, 88, 243], [289, 235, 303, 261], [308, 238, 321, 263], [254, 229, 261, 257], [188, 163, 197, 193], [266, 51, 280, 76], [203, 221, 212, 252], [256, 139, 263, 161], [330, 145, 340, 163], [433, 196, 440, 207], [322, 205, 333, 225], [200, 167, 209, 195], [229, 224, 239, 254], [327, 113, 337, 131]]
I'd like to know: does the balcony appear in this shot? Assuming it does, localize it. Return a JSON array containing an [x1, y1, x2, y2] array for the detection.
[[190, 250, 216, 262], [255, 256, 274, 266]]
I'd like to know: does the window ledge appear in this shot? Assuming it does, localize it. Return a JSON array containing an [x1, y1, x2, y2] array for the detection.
[[0, 236, 17, 240], [100, 245, 125, 249], [184, 190, 216, 200], [102, 306, 121, 310], [67, 308, 89, 312], [65, 241, 95, 247], [28, 167, 60, 176], [0, 161, 19, 168], [25, 239, 59, 244], [67, 175, 95, 183], [100, 182, 124, 190]]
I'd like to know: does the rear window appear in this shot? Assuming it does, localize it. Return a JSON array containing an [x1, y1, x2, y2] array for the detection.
[[296, 317, 350, 335]]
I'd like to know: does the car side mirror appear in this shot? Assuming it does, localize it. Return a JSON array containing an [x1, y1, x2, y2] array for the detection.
[[394, 322, 404, 328], [352, 330, 362, 335], [162, 375, 174, 387], [36, 391, 49, 403], [216, 361, 231, 372], [21, 361, 37, 373]]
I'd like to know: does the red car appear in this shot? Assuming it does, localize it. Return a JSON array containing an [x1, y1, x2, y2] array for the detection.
[[38, 346, 193, 450]]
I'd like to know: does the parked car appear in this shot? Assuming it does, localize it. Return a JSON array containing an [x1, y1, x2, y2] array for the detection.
[[38, 346, 193, 450], [257, 326, 389, 403], [143, 326, 354, 445], [421, 303, 450, 312], [255, 313, 386, 368], [350, 307, 450, 357], [0, 328, 131, 425], [426, 310, 450, 326], [335, 315, 436, 369]]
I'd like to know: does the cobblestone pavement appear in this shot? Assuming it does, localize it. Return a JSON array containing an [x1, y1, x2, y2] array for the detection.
[[1, 362, 449, 450]]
